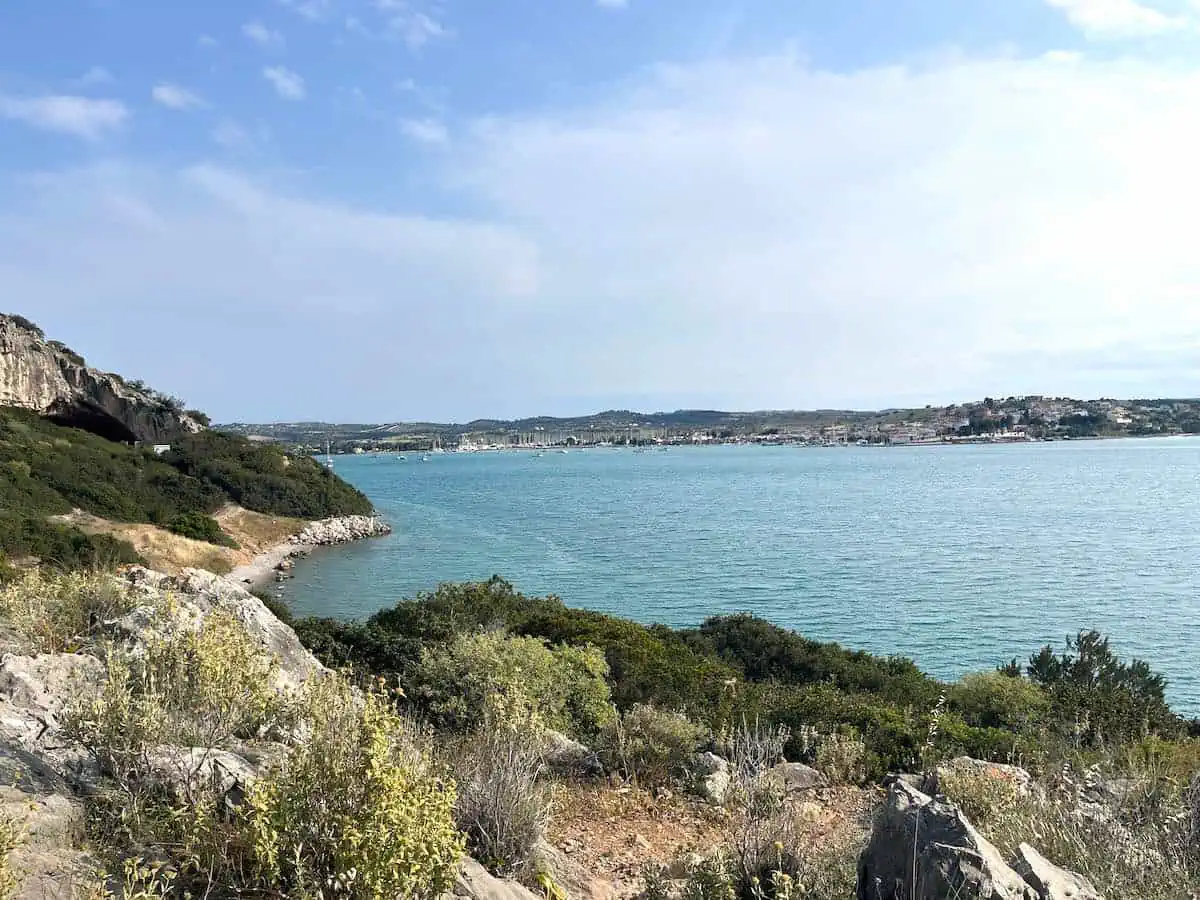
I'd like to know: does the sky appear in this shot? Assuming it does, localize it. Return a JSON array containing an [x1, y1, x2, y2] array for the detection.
[[3, 0, 1200, 422]]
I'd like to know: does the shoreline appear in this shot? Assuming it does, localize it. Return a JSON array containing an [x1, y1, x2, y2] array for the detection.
[[227, 513, 392, 592]]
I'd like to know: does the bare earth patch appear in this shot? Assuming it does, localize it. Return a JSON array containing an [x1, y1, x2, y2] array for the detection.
[[49, 506, 305, 576], [546, 783, 876, 897]]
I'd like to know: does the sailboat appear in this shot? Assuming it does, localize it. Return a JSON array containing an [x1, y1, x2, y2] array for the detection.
[[323, 441, 335, 470]]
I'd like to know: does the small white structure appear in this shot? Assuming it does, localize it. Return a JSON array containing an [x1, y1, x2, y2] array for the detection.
[[152, 444, 171, 455]]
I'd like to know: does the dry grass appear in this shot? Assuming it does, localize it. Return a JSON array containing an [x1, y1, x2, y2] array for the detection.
[[49, 505, 306, 576]]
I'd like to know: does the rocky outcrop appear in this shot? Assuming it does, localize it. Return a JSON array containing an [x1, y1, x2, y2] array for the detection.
[[290, 515, 392, 546], [0, 314, 202, 444], [765, 761, 828, 795], [115, 566, 324, 692], [857, 781, 1036, 900], [1013, 844, 1104, 900], [858, 782, 1103, 900], [541, 729, 602, 778], [693, 752, 731, 805]]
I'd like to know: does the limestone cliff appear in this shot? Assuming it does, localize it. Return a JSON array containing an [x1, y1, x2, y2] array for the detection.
[[0, 313, 202, 443]]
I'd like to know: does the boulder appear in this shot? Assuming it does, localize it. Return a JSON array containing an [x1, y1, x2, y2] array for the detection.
[[1013, 844, 1104, 900], [935, 757, 1037, 797], [530, 840, 618, 900], [290, 516, 392, 547], [765, 761, 828, 795], [443, 858, 539, 900], [693, 752, 731, 805], [145, 746, 259, 812], [856, 781, 1037, 900], [0, 654, 106, 790], [540, 730, 602, 778], [115, 567, 325, 692]]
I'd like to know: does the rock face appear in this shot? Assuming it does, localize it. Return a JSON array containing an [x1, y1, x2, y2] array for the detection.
[[1013, 844, 1104, 900], [116, 566, 325, 692], [291, 515, 393, 546], [0, 314, 202, 444], [765, 761, 828, 795], [857, 781, 1037, 900], [541, 730, 602, 778], [693, 752, 731, 805]]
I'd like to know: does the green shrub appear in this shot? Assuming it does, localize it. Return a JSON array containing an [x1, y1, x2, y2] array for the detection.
[[166, 512, 239, 548], [246, 676, 464, 899], [0, 569, 137, 653], [951, 671, 1050, 732], [0, 514, 142, 572], [600, 704, 707, 788], [409, 630, 614, 738], [0, 811, 22, 900]]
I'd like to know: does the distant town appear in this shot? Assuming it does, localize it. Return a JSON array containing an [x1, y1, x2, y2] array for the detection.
[[218, 395, 1200, 454]]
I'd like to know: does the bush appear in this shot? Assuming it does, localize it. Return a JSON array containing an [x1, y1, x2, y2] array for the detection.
[[452, 722, 550, 878], [0, 569, 137, 653], [0, 514, 142, 572], [409, 630, 614, 738], [951, 671, 1050, 732], [246, 676, 464, 899], [166, 512, 239, 548], [0, 812, 21, 900], [600, 704, 707, 788]]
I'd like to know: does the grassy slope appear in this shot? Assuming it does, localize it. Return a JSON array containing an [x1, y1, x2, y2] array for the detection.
[[0, 407, 372, 570]]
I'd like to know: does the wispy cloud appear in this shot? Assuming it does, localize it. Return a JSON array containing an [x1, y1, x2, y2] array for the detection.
[[596, 0, 629, 8], [197, 34, 219, 50], [263, 66, 306, 100], [400, 117, 448, 145], [279, 0, 333, 21], [211, 120, 269, 153], [243, 21, 285, 47], [0, 94, 128, 140], [151, 83, 203, 110], [74, 66, 114, 87], [373, 0, 451, 49], [1044, 0, 1186, 38]]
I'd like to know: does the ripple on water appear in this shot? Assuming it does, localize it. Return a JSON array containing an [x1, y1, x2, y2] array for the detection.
[[280, 441, 1200, 713]]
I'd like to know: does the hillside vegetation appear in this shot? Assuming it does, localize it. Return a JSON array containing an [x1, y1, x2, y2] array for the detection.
[[297, 577, 1195, 781], [0, 407, 372, 571]]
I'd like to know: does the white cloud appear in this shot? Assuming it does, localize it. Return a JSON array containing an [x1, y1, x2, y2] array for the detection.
[[151, 83, 203, 110], [74, 66, 114, 86], [9, 53, 1200, 417], [243, 21, 285, 47], [373, 1, 450, 48], [263, 66, 306, 100], [0, 94, 128, 140], [596, 0, 629, 8], [197, 34, 219, 49], [1044, 0, 1186, 38], [279, 0, 333, 20], [400, 117, 448, 144]]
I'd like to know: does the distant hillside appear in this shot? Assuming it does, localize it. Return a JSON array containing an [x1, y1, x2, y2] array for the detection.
[[221, 395, 1200, 449], [0, 315, 374, 572]]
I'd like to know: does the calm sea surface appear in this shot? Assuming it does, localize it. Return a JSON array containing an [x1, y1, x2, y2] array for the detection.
[[280, 440, 1200, 712]]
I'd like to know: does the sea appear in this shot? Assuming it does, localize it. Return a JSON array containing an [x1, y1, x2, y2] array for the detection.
[[279, 439, 1200, 713]]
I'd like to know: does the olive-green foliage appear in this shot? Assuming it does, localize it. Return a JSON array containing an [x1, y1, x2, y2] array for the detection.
[[247, 675, 464, 899], [0, 569, 137, 653], [165, 430, 373, 519], [0, 811, 22, 900], [65, 609, 288, 785], [410, 630, 614, 738], [600, 704, 708, 788], [0, 405, 372, 566], [1027, 630, 1183, 746], [951, 671, 1050, 732], [295, 579, 1190, 783], [0, 513, 142, 572], [165, 512, 239, 548]]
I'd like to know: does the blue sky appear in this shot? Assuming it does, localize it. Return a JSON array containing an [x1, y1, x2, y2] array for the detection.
[[3, 0, 1200, 422]]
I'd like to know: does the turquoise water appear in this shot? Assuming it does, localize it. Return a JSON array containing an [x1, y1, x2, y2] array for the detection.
[[280, 440, 1200, 712]]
